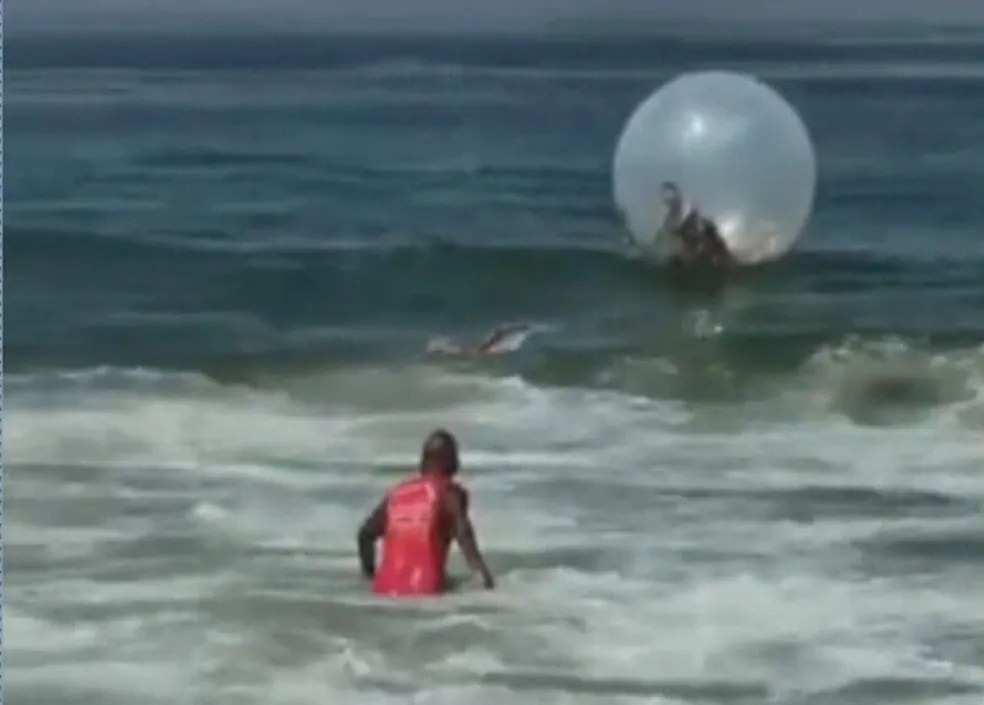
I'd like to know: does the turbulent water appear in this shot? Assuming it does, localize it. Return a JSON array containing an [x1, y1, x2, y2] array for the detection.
[[5, 27, 984, 705]]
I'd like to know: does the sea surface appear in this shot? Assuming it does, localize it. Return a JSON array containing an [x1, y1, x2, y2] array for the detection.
[[5, 27, 984, 705]]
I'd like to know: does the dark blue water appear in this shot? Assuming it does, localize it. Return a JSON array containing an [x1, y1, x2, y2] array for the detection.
[[7, 31, 984, 387]]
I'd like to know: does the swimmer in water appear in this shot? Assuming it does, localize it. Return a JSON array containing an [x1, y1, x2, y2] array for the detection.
[[427, 322, 534, 357], [357, 429, 495, 596], [659, 181, 735, 269]]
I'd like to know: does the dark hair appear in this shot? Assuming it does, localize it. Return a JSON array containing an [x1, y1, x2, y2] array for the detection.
[[420, 429, 460, 475]]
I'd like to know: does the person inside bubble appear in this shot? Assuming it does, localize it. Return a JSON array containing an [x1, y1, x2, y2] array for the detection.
[[659, 181, 734, 268]]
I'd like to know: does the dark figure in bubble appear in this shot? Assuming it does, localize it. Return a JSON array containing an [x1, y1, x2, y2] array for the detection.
[[659, 181, 735, 269]]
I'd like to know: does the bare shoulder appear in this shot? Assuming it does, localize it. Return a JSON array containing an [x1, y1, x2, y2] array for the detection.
[[444, 482, 469, 515]]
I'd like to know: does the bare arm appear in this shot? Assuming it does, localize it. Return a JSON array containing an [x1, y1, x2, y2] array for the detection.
[[445, 486, 494, 589], [357, 498, 386, 580]]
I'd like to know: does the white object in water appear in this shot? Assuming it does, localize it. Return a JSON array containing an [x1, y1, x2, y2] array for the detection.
[[612, 71, 817, 265], [426, 323, 543, 357]]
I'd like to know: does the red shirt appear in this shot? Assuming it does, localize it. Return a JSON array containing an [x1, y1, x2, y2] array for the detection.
[[372, 473, 458, 596]]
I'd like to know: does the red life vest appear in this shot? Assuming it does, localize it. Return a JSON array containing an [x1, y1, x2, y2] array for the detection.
[[373, 473, 455, 597]]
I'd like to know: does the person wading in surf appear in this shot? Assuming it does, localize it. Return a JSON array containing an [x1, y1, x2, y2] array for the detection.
[[357, 429, 495, 596]]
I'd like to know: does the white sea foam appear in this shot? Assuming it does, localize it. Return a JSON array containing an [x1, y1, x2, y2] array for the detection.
[[6, 360, 984, 704]]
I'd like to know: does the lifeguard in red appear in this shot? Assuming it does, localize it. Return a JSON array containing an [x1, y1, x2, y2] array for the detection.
[[357, 430, 494, 597], [373, 474, 453, 595]]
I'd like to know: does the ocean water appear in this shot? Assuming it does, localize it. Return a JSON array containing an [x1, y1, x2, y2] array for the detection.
[[5, 28, 984, 705]]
